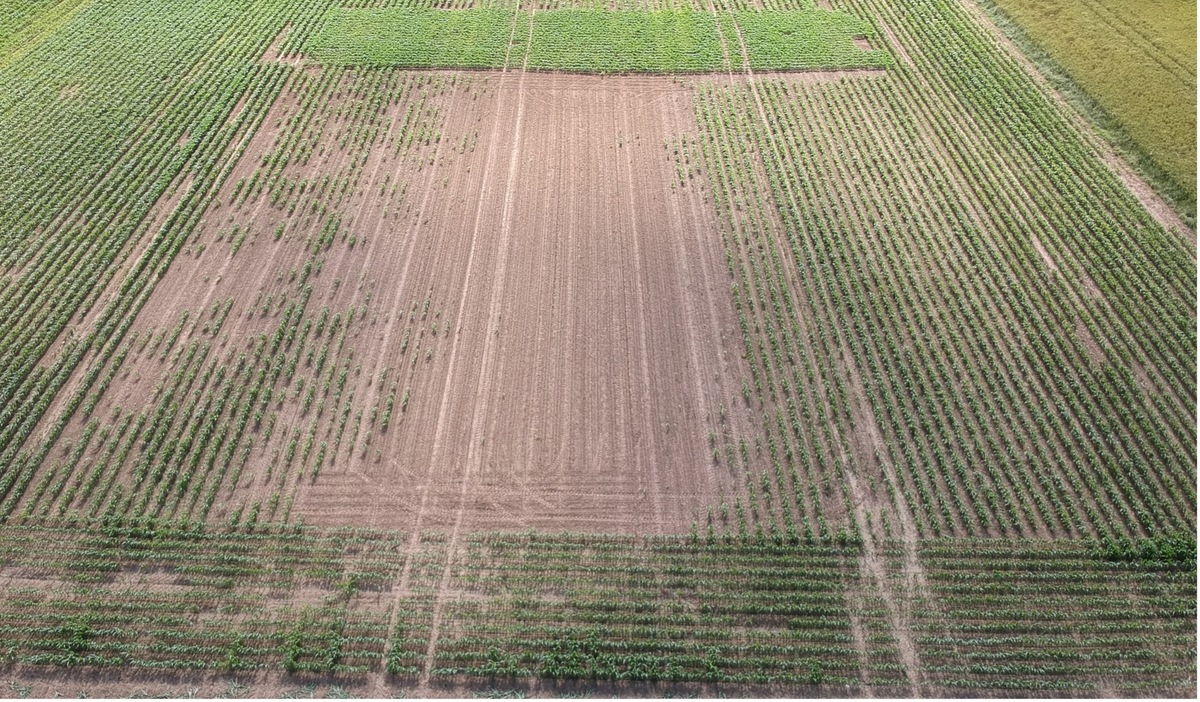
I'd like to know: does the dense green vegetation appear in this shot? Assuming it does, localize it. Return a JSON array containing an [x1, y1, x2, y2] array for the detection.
[[307, 7, 891, 73], [736, 9, 889, 69], [0, 0, 1192, 695], [693, 0, 1196, 545], [307, 7, 520, 68], [910, 539, 1195, 692], [985, 0, 1196, 206], [0, 0, 90, 63], [527, 9, 725, 73]]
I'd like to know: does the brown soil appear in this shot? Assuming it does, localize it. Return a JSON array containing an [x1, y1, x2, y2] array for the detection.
[[1075, 318, 1106, 364], [1079, 270, 1104, 299], [321, 72, 744, 535], [840, 357, 926, 696], [1103, 154, 1195, 245], [1130, 361, 1153, 393], [260, 23, 304, 68], [1030, 232, 1058, 273], [38, 70, 748, 536], [877, 18, 915, 68]]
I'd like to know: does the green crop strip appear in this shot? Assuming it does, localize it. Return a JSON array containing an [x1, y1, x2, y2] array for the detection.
[[305, 7, 891, 73], [304, 7, 518, 69], [0, 0, 95, 69], [735, 10, 888, 70], [527, 9, 725, 73]]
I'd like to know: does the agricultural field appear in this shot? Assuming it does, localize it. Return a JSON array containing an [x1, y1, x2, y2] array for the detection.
[[0, 0, 1194, 697], [983, 0, 1196, 212]]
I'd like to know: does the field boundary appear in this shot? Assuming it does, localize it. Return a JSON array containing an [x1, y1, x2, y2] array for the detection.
[[969, 0, 1195, 233]]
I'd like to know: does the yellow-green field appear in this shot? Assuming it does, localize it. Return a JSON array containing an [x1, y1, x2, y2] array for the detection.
[[988, 0, 1196, 199]]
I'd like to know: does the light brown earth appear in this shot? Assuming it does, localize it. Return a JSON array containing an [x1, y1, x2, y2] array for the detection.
[[313, 72, 749, 535], [41, 70, 752, 535], [1075, 318, 1106, 364], [1030, 232, 1057, 273]]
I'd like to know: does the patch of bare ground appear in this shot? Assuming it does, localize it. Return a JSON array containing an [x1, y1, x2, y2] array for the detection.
[[876, 18, 914, 68], [1101, 151, 1195, 246], [315, 70, 744, 535], [961, 0, 1194, 245], [839, 353, 928, 695], [1130, 361, 1153, 393], [36, 68, 749, 537], [852, 36, 873, 51], [1079, 269, 1104, 299], [1075, 318, 1106, 364], [221, 92, 251, 131], [1030, 232, 1057, 273], [260, 23, 304, 68]]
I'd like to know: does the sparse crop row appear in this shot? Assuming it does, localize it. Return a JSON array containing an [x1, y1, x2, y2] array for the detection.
[[904, 538, 1195, 693], [0, 523, 1188, 693], [7, 57, 458, 530], [0, 0, 338, 519], [684, 0, 1193, 544]]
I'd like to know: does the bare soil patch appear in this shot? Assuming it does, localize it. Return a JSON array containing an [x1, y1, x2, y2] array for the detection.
[[261, 23, 304, 67], [1130, 361, 1153, 393], [1075, 318, 1105, 364], [1030, 232, 1057, 273], [1079, 270, 1104, 299], [306, 71, 745, 534], [876, 18, 914, 68], [38, 70, 748, 535]]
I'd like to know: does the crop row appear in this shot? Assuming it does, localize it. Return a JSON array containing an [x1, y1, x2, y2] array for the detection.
[[0, 523, 1189, 692], [684, 0, 1193, 543]]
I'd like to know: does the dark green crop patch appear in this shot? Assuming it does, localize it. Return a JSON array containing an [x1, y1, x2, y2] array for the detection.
[[306, 7, 519, 69], [735, 10, 890, 70], [527, 9, 725, 73], [305, 7, 892, 73]]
